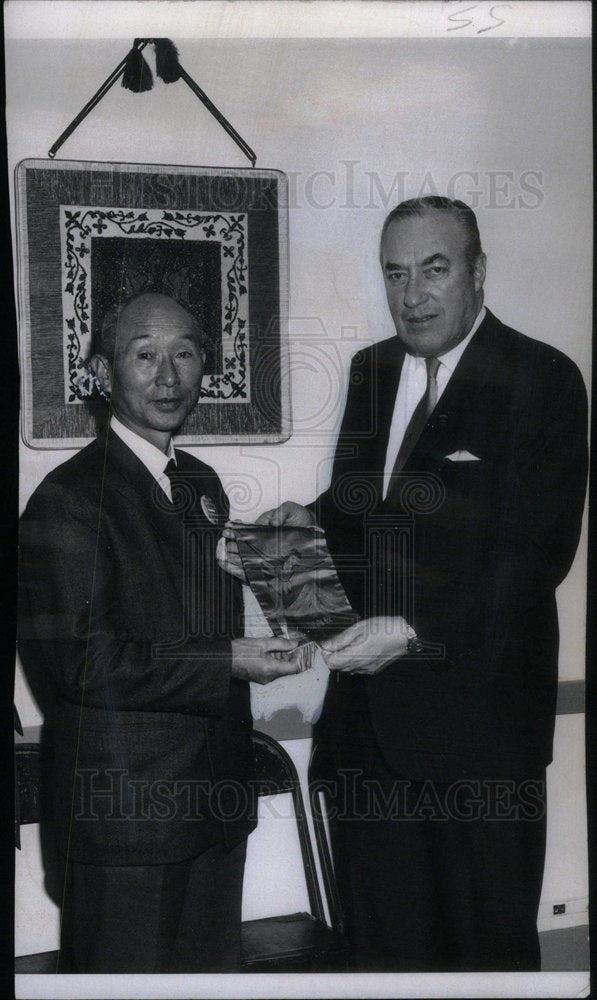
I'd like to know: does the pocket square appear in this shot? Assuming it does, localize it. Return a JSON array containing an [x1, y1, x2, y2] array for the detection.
[[445, 450, 481, 462]]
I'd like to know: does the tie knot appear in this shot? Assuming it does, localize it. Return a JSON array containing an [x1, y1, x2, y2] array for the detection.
[[425, 356, 440, 380], [163, 459, 178, 486]]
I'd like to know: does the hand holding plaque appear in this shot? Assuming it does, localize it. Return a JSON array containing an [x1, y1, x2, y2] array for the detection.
[[219, 519, 359, 719]]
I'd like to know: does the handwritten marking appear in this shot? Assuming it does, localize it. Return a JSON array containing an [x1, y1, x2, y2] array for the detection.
[[446, 3, 511, 34]]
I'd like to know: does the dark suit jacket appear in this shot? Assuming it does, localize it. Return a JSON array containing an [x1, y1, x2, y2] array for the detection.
[[18, 429, 256, 865], [315, 309, 588, 781]]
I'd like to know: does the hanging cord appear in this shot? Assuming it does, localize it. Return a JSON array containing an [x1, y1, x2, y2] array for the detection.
[[48, 38, 256, 166], [48, 39, 150, 158]]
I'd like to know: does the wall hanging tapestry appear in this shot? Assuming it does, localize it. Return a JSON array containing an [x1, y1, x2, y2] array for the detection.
[[16, 158, 289, 448]]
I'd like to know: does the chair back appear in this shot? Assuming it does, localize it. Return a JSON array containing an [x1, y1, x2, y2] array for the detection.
[[251, 730, 325, 923]]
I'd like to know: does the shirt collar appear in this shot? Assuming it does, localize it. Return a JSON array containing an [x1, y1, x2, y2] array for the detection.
[[436, 306, 486, 373], [406, 306, 486, 375], [110, 416, 176, 480]]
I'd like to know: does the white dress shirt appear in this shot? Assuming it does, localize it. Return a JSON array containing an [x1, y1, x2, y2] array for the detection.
[[382, 307, 486, 499], [110, 416, 177, 501]]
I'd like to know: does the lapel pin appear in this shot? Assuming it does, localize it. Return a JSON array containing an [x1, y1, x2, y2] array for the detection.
[[201, 494, 222, 525]]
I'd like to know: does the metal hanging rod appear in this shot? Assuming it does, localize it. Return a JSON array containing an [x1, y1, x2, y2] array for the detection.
[[48, 38, 256, 166]]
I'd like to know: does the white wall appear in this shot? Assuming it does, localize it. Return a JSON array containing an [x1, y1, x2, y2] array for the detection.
[[8, 27, 592, 705], [7, 0, 591, 968]]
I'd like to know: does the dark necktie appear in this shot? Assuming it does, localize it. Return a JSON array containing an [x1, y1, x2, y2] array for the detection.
[[389, 355, 441, 479], [163, 458, 178, 502]]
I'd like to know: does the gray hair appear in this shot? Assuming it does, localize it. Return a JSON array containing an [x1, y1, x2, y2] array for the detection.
[[380, 196, 483, 273]]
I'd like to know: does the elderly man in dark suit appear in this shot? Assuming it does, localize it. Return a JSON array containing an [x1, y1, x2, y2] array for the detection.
[[224, 198, 588, 971], [18, 291, 299, 973]]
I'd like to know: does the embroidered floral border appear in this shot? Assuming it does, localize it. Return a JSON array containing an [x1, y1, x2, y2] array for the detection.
[[60, 206, 249, 404]]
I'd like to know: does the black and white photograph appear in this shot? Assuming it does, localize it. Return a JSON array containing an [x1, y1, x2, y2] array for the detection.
[[6, 2, 592, 998]]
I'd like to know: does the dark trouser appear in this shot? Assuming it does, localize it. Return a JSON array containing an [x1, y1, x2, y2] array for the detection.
[[316, 697, 546, 972], [59, 839, 247, 973]]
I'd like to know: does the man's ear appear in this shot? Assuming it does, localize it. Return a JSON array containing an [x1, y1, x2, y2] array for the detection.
[[473, 253, 487, 292], [89, 355, 113, 396]]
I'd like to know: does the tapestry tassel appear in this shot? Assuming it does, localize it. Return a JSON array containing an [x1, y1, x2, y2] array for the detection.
[[155, 38, 182, 83], [48, 37, 256, 166], [122, 41, 153, 92]]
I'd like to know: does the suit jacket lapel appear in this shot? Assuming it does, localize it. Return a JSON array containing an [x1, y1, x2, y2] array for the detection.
[[404, 310, 500, 464], [101, 429, 186, 582], [367, 339, 406, 505]]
